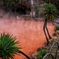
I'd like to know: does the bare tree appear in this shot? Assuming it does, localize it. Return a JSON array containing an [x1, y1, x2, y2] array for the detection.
[[18, 50, 30, 59], [30, 0, 35, 18]]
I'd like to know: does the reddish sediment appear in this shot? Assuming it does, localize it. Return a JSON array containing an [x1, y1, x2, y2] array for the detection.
[[0, 18, 55, 59]]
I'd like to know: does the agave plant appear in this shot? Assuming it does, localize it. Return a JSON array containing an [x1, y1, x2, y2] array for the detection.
[[0, 33, 19, 59], [44, 3, 58, 21], [37, 49, 47, 59], [0, 33, 30, 59]]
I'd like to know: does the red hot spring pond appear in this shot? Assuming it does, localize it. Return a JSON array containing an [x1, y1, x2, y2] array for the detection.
[[0, 17, 54, 59]]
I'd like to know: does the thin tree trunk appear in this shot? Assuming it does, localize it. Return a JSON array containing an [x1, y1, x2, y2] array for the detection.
[[30, 0, 35, 18], [46, 26, 51, 39], [43, 18, 52, 44], [18, 50, 30, 59], [43, 19, 49, 44]]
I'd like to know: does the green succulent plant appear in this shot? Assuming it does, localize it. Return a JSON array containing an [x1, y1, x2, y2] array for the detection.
[[44, 3, 58, 21], [37, 49, 47, 59], [55, 26, 59, 31], [0, 33, 19, 59]]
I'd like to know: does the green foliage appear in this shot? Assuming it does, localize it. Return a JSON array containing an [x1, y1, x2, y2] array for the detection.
[[3, 0, 26, 7], [2, 0, 31, 13], [55, 1, 59, 12], [0, 33, 20, 59], [37, 49, 47, 59], [44, 0, 50, 3], [3, 0, 16, 7], [44, 3, 58, 20], [55, 26, 59, 31], [35, 3, 45, 17]]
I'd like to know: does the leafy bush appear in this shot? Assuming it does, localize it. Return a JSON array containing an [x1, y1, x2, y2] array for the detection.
[[1, 0, 31, 14], [44, 3, 58, 21], [0, 33, 20, 59], [55, 26, 59, 31], [37, 49, 47, 59]]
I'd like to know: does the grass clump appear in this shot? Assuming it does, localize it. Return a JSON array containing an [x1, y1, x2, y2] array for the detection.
[[37, 49, 47, 59]]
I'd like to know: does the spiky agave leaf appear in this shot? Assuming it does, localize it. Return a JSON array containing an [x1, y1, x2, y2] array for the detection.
[[0, 33, 20, 59]]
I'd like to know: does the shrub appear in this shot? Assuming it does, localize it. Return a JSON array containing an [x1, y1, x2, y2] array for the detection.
[[1, 0, 31, 14], [55, 26, 59, 31], [0, 33, 20, 59], [44, 3, 58, 21], [37, 49, 47, 59]]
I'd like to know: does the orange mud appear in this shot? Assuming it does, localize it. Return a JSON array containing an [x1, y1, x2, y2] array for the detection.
[[0, 18, 55, 59]]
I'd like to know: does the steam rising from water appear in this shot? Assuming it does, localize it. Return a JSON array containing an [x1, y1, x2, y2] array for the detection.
[[0, 16, 54, 59]]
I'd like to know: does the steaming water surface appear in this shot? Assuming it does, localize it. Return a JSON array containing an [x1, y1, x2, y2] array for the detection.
[[0, 17, 54, 59]]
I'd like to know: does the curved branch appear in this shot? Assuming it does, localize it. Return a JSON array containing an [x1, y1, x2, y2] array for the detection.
[[18, 50, 30, 59]]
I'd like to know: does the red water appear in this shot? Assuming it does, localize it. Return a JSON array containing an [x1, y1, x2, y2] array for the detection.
[[0, 17, 54, 59]]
